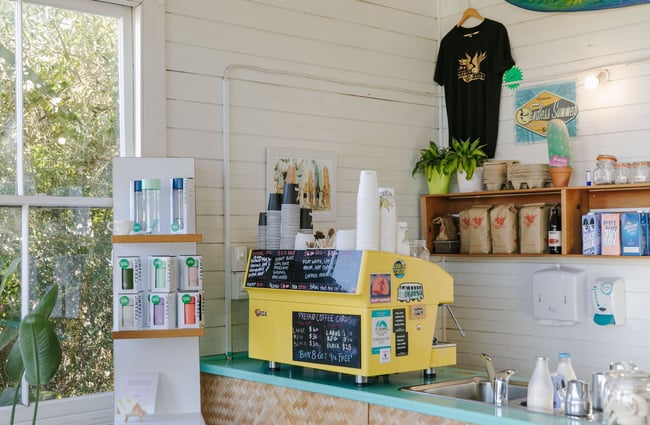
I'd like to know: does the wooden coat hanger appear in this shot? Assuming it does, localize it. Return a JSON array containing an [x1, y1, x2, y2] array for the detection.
[[456, 7, 484, 27]]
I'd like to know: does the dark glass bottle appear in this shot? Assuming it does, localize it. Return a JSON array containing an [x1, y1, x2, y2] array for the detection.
[[548, 206, 562, 254]]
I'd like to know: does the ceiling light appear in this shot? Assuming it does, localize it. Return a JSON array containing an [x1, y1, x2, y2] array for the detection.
[[585, 70, 609, 90]]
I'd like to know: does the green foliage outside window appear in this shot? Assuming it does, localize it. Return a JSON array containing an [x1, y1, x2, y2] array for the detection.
[[0, 1, 119, 404]]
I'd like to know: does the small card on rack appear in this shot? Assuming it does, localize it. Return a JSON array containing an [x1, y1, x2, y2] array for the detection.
[[114, 371, 159, 422]]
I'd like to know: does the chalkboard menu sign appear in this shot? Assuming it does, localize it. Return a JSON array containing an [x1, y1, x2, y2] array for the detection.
[[245, 250, 362, 293], [292, 311, 361, 369]]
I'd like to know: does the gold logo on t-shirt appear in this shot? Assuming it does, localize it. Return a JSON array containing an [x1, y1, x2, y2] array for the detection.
[[457, 51, 487, 83]]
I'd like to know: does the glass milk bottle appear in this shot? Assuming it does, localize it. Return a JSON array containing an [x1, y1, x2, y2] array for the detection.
[[527, 356, 554, 413], [557, 352, 577, 381], [141, 178, 161, 234]]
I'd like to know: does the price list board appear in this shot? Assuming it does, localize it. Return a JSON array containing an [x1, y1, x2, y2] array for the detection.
[[245, 250, 362, 294], [292, 311, 361, 369]]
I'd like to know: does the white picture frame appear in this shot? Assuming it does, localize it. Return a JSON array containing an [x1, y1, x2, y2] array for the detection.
[[266, 148, 337, 221]]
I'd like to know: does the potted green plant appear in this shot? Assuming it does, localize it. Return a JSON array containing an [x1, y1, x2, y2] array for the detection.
[[445, 137, 488, 192], [411, 141, 453, 194], [0, 259, 62, 425]]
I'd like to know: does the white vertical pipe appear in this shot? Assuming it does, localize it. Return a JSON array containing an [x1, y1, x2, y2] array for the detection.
[[222, 67, 233, 358], [219, 64, 439, 357]]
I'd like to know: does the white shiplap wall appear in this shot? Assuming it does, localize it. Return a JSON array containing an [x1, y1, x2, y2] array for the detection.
[[165, 0, 441, 354], [164, 0, 650, 379]]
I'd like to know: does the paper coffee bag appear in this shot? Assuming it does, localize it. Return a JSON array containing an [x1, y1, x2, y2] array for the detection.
[[490, 203, 518, 254], [519, 203, 549, 254], [468, 205, 492, 254]]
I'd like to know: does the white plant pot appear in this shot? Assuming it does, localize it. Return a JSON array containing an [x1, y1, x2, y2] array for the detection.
[[457, 167, 484, 193]]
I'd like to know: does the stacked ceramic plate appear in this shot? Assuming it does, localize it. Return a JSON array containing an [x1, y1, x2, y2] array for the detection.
[[507, 163, 551, 189]]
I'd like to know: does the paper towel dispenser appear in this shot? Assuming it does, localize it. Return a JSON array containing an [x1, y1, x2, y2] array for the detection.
[[532, 266, 587, 325]]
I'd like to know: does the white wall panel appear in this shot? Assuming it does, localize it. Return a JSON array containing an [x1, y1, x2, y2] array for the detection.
[[163, 0, 650, 378]]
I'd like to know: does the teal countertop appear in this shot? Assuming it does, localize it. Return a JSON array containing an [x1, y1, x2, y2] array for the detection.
[[200, 355, 595, 425]]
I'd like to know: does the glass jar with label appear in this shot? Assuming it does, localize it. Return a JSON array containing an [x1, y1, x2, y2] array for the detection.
[[593, 155, 617, 185], [614, 162, 631, 184], [632, 161, 649, 183]]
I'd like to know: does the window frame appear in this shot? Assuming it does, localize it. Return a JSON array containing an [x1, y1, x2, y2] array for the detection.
[[0, 0, 162, 422]]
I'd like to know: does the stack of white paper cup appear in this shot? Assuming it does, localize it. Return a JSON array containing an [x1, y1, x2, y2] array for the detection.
[[356, 170, 379, 251], [266, 193, 282, 249], [336, 229, 356, 250], [379, 187, 396, 252], [280, 183, 300, 249]]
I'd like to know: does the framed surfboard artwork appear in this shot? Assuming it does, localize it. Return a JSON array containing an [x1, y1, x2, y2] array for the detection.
[[506, 0, 650, 12]]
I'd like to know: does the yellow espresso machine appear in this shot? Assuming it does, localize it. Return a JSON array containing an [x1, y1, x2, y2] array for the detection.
[[244, 249, 456, 384]]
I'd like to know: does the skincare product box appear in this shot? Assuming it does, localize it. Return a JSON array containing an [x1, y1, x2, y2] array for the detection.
[[178, 255, 203, 291], [148, 255, 178, 293], [147, 292, 177, 329], [177, 291, 204, 328], [582, 213, 601, 255], [170, 177, 195, 234], [116, 293, 145, 330], [621, 212, 647, 256], [601, 213, 621, 256], [115, 256, 142, 293]]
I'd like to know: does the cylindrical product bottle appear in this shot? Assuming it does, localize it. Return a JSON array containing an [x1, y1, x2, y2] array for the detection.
[[132, 180, 144, 233], [171, 177, 184, 232], [557, 352, 577, 381], [548, 205, 562, 254], [142, 178, 161, 234], [527, 356, 554, 413]]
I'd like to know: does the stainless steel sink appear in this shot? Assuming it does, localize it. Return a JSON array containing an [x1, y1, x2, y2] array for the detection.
[[401, 376, 528, 405]]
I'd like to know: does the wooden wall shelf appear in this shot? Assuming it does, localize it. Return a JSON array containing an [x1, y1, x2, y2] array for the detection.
[[420, 183, 650, 257]]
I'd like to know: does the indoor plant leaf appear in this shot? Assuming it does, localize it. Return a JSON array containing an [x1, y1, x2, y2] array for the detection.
[[0, 324, 19, 352], [31, 285, 59, 320], [19, 313, 62, 386], [4, 340, 25, 382]]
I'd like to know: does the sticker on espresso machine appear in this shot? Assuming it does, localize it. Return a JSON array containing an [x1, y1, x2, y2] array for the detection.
[[371, 310, 391, 357], [370, 274, 391, 304]]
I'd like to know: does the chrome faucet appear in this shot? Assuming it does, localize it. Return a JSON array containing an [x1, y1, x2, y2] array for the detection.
[[480, 353, 518, 406], [480, 353, 496, 386]]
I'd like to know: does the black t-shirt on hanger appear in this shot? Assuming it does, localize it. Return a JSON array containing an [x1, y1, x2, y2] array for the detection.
[[434, 18, 515, 158]]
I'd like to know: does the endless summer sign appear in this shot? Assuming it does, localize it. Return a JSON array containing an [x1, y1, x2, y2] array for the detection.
[[515, 90, 578, 137]]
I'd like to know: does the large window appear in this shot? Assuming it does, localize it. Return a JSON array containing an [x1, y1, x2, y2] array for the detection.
[[0, 0, 133, 410]]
